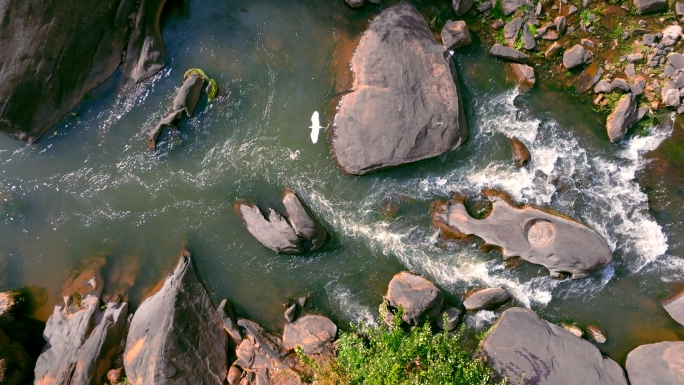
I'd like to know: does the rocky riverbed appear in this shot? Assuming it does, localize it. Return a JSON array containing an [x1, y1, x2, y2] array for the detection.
[[0, 0, 683, 384]]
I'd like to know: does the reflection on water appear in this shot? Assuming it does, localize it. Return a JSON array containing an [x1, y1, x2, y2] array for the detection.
[[0, 0, 681, 362]]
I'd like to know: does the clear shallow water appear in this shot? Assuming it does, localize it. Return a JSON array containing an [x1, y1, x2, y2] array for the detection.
[[0, 0, 682, 363]]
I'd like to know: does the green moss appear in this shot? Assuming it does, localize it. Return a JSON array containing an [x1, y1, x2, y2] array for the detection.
[[592, 92, 623, 115], [491, 0, 506, 20], [298, 303, 505, 385], [184, 68, 219, 102], [495, 29, 506, 46], [528, 24, 537, 36]]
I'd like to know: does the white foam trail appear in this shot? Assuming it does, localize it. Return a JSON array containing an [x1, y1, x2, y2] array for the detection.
[[325, 284, 376, 326], [466, 310, 499, 331]]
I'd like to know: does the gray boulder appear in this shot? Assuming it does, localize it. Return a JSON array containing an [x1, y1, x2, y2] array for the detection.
[[626, 342, 684, 384], [432, 190, 614, 278], [545, 42, 562, 59], [453, 0, 474, 16], [386, 272, 444, 325], [678, 2, 684, 15], [147, 73, 205, 150], [555, 16, 567, 35], [0, 0, 165, 141], [594, 80, 612, 93], [284, 303, 297, 323], [490, 44, 530, 64], [123, 252, 228, 385], [236, 203, 303, 254], [435, 307, 462, 331], [633, 0, 667, 13], [282, 190, 327, 251], [218, 299, 243, 343], [332, 2, 467, 175], [661, 25, 682, 47], [610, 78, 630, 93], [668, 53, 684, 69], [35, 298, 128, 385], [441, 20, 472, 50], [662, 289, 684, 326], [504, 18, 523, 46], [607, 93, 638, 142], [563, 44, 591, 69], [463, 287, 510, 311], [283, 315, 337, 354], [661, 80, 681, 108], [482, 308, 629, 385], [522, 23, 536, 50], [502, 0, 527, 15]]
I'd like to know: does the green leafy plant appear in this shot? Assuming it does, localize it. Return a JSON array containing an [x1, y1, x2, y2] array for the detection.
[[611, 24, 625, 40], [491, 0, 506, 20], [305, 303, 506, 385], [495, 30, 507, 46], [72, 292, 83, 311], [184, 68, 219, 102], [120, 377, 132, 385], [528, 24, 537, 36]]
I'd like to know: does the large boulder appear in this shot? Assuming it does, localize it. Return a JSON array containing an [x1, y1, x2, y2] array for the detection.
[[662, 25, 683, 47], [0, 0, 167, 141], [283, 315, 337, 354], [507, 64, 535, 88], [502, 0, 526, 15], [626, 342, 684, 384], [386, 272, 444, 325], [432, 190, 613, 278], [123, 252, 227, 385], [282, 190, 327, 251], [489, 44, 530, 64], [510, 137, 531, 167], [332, 2, 468, 175], [662, 289, 684, 326], [563, 44, 591, 69], [633, 0, 667, 13], [482, 307, 629, 385], [503, 18, 523, 47], [441, 20, 472, 50], [236, 203, 303, 254], [606, 93, 638, 143], [35, 297, 129, 385]]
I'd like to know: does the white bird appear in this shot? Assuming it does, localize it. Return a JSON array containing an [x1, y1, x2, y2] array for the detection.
[[309, 111, 324, 144]]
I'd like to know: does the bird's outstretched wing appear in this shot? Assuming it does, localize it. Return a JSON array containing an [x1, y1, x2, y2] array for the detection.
[[310, 111, 321, 144]]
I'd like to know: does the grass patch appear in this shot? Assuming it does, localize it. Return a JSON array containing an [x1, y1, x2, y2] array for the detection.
[[298, 304, 505, 385], [593, 92, 623, 115], [491, 0, 506, 20]]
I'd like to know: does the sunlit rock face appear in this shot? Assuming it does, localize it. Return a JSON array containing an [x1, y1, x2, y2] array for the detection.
[[431, 190, 614, 279], [332, 1, 467, 175]]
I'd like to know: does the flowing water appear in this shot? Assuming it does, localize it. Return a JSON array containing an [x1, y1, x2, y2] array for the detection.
[[0, 0, 682, 364]]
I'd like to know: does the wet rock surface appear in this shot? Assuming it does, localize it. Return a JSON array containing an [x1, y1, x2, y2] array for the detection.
[[463, 288, 510, 311], [282, 314, 337, 354], [332, 1, 467, 175], [0, 0, 168, 141], [431, 190, 613, 278], [662, 288, 684, 326], [510, 137, 531, 167], [236, 191, 327, 254], [607, 93, 638, 142], [626, 342, 684, 385], [441, 20, 472, 49], [386, 272, 444, 325], [123, 252, 227, 385], [482, 307, 629, 385], [123, 0, 167, 83]]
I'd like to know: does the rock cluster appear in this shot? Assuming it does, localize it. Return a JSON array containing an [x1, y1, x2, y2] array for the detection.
[[332, 2, 468, 175], [431, 190, 614, 278], [236, 190, 327, 254]]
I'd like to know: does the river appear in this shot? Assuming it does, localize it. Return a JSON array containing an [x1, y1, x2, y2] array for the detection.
[[0, 0, 681, 365]]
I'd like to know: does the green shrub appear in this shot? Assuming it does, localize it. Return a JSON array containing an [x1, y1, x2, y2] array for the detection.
[[301, 303, 504, 385]]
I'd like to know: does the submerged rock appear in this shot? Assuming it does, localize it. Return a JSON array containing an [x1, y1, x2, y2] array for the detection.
[[482, 308, 628, 385], [124, 252, 227, 385], [463, 287, 510, 311], [586, 324, 607, 343], [441, 20, 472, 50], [662, 288, 684, 326], [431, 190, 613, 278], [35, 298, 129, 385], [345, 0, 364, 8], [626, 342, 684, 384], [607, 93, 638, 142], [386, 272, 444, 325], [510, 137, 531, 167], [332, 2, 468, 175], [283, 315, 337, 354]]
